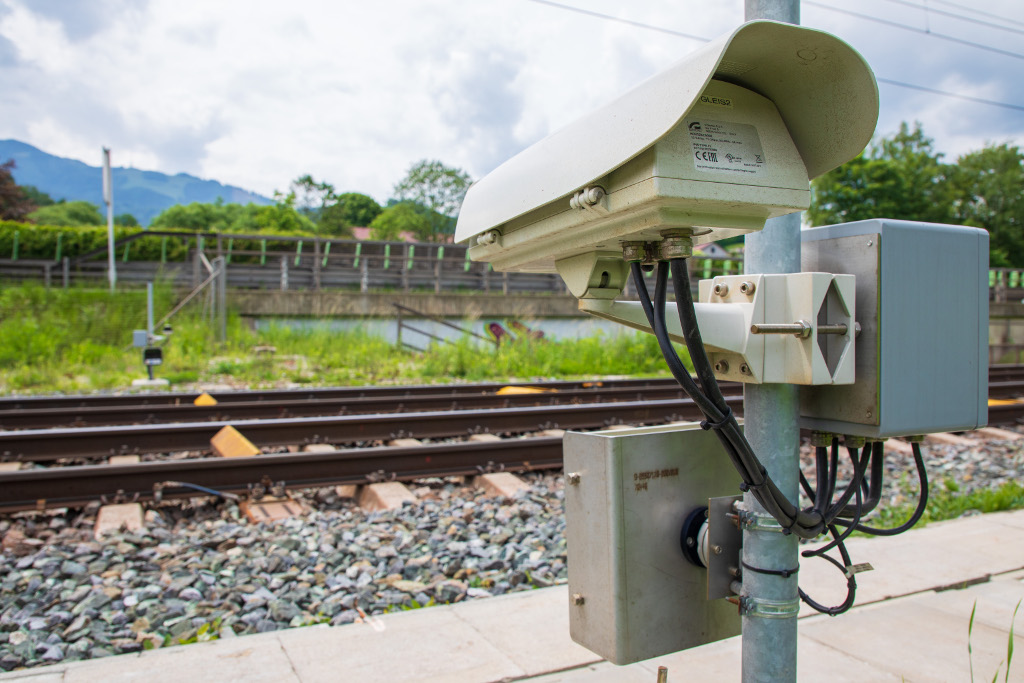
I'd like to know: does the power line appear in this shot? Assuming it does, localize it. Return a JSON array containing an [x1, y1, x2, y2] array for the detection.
[[522, 0, 710, 42], [877, 77, 1024, 112], [804, 1, 1024, 61], [928, 0, 1024, 28], [875, 0, 1024, 37], [518, 0, 1024, 114]]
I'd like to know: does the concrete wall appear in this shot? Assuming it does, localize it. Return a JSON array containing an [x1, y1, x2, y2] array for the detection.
[[233, 291, 585, 319]]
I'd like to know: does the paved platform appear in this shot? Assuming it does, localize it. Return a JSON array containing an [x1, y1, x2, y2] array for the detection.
[[3, 510, 1023, 683]]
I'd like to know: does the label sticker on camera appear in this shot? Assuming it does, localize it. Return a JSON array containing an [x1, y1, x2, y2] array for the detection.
[[685, 119, 766, 176]]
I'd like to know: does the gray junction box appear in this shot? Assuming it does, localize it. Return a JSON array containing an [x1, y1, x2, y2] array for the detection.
[[800, 219, 988, 437], [563, 423, 741, 665]]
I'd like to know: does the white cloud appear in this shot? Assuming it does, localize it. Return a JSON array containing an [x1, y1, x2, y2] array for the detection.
[[0, 0, 1021, 204]]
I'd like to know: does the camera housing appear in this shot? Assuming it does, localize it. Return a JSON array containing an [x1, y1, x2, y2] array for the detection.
[[455, 20, 878, 276]]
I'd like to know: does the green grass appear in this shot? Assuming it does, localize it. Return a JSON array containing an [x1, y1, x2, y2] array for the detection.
[[0, 283, 679, 394], [857, 478, 1024, 534]]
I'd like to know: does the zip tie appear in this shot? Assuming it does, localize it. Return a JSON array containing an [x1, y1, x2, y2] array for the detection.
[[741, 561, 799, 578], [700, 405, 733, 431]]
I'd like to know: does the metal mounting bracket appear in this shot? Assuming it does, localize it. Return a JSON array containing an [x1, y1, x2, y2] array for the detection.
[[739, 597, 801, 619]]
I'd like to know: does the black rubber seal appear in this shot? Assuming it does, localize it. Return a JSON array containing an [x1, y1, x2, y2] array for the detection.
[[680, 506, 709, 567]]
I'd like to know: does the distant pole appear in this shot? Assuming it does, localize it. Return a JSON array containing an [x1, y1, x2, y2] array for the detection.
[[742, 2, 801, 683], [146, 282, 154, 340], [102, 147, 116, 292]]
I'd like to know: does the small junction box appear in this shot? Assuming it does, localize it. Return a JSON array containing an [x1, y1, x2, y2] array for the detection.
[[564, 422, 741, 664], [800, 219, 989, 437]]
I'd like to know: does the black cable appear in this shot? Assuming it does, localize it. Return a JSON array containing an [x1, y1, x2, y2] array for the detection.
[[836, 441, 885, 519], [824, 447, 869, 523], [825, 439, 839, 508], [799, 480, 863, 615], [838, 442, 930, 536], [807, 461, 865, 558], [814, 445, 830, 514], [798, 526, 858, 616]]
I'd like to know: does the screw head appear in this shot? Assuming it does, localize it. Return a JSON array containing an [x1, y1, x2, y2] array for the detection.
[[739, 363, 751, 375], [714, 359, 730, 374], [739, 281, 756, 295], [572, 593, 585, 606], [566, 472, 581, 485], [713, 545, 723, 555], [713, 283, 729, 297]]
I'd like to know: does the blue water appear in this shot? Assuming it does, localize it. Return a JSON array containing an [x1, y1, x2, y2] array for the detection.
[[251, 316, 632, 348]]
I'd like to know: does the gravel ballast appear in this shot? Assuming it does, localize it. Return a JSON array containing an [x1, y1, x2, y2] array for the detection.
[[1, 432, 1021, 672]]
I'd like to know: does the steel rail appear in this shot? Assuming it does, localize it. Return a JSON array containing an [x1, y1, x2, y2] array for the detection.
[[1, 399, 1020, 513], [0, 396, 740, 462], [0, 384, 721, 430], [0, 377, 685, 411], [0, 438, 567, 513]]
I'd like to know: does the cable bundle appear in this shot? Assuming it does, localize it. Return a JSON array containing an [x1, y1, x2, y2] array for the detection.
[[630, 257, 930, 615]]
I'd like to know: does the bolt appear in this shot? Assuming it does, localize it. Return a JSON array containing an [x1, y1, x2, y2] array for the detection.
[[739, 363, 751, 375], [739, 281, 756, 295], [572, 593, 585, 606], [867, 240, 874, 247], [713, 282, 729, 297], [713, 545, 723, 555], [686, 537, 695, 547], [714, 359, 730, 374], [566, 472, 581, 485]]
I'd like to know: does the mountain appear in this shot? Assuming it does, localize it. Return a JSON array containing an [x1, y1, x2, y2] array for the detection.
[[0, 140, 273, 226]]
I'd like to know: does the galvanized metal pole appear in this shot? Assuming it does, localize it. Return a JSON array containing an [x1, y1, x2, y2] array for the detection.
[[742, 2, 801, 682], [146, 282, 154, 340], [102, 148, 116, 293], [215, 256, 227, 343]]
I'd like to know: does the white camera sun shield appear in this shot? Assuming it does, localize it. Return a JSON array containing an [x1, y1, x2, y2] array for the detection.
[[456, 20, 879, 273]]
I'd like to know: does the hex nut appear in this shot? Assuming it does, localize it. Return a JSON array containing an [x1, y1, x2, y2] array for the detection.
[[572, 593, 586, 606], [566, 472, 581, 485]]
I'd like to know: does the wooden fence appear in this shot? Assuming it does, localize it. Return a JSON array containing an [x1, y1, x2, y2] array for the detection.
[[0, 230, 745, 295]]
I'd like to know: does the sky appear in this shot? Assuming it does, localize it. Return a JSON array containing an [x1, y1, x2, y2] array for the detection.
[[0, 0, 1021, 204]]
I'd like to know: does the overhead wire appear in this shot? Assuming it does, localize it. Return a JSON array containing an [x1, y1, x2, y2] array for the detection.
[[874, 0, 1024, 37], [928, 0, 1024, 28], [803, 1, 1024, 61], [521, 0, 709, 42], [519, 0, 1024, 113]]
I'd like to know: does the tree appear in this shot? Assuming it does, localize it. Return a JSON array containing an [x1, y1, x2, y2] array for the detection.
[[324, 192, 382, 226], [287, 174, 336, 224], [0, 159, 36, 221], [29, 200, 105, 226], [150, 202, 242, 231], [115, 213, 140, 227], [949, 143, 1024, 267], [368, 202, 430, 241], [20, 185, 55, 208], [392, 160, 471, 241], [809, 122, 952, 227]]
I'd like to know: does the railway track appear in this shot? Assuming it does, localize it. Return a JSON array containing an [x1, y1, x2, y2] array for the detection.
[[1, 366, 1022, 430], [1, 369, 1022, 513], [0, 394, 743, 461], [0, 380, 707, 430]]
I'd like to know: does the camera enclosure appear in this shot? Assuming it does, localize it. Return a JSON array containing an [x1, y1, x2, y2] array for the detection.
[[455, 20, 878, 277]]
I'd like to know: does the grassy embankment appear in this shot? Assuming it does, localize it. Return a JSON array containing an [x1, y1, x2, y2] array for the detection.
[[0, 283, 674, 394]]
